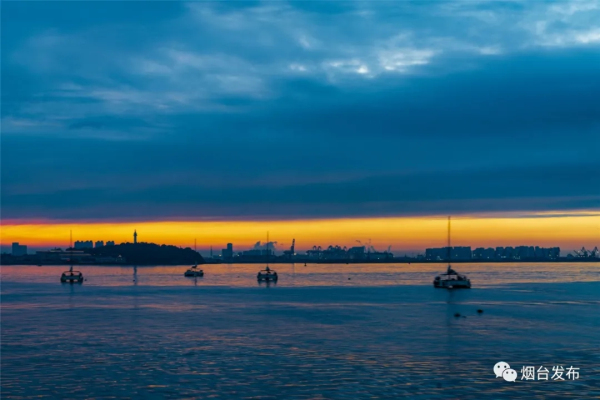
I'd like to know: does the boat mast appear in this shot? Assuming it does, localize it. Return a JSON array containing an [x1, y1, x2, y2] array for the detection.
[[70, 230, 73, 273], [266, 231, 269, 268], [447, 216, 451, 273]]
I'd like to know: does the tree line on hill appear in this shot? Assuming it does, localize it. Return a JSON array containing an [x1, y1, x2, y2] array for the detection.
[[88, 242, 204, 265]]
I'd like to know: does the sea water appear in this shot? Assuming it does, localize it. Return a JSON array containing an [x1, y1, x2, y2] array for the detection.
[[2, 263, 599, 399]]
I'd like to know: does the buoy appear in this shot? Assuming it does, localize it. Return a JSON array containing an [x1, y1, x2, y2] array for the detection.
[[454, 312, 461, 318], [477, 309, 483, 314]]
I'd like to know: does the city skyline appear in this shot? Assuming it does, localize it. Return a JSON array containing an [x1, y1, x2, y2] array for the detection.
[[3, 213, 598, 255]]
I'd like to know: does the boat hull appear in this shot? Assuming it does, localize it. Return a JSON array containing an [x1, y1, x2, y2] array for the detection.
[[61, 274, 83, 284], [257, 274, 278, 282], [433, 279, 471, 289], [184, 271, 204, 277]]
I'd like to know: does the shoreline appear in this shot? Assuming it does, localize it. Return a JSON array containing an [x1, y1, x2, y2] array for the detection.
[[2, 259, 598, 266]]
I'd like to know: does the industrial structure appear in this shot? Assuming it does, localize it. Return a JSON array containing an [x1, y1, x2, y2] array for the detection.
[[283, 239, 295, 259], [427, 245, 562, 261], [572, 247, 599, 259]]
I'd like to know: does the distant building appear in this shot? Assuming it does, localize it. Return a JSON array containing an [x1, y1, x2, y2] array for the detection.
[[134, 230, 138, 244], [106, 241, 115, 246], [473, 247, 495, 260], [74, 240, 93, 249], [12, 242, 27, 256], [425, 246, 471, 261], [474, 245, 560, 260], [495, 247, 505, 259], [222, 243, 234, 260], [304, 245, 391, 261], [515, 246, 535, 259], [95, 241, 104, 248], [452, 246, 472, 260], [426, 247, 449, 261]]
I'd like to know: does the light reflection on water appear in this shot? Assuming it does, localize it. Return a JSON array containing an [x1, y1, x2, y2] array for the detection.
[[2, 263, 599, 399], [2, 262, 600, 287]]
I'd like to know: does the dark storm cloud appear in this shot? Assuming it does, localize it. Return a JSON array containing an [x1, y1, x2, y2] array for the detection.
[[2, 1, 600, 221], [2, 160, 598, 221]]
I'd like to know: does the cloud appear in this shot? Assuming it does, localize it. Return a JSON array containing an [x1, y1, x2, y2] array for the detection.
[[2, 157, 598, 221], [2, 1, 599, 222]]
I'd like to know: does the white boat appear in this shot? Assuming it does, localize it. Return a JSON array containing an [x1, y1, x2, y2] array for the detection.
[[184, 265, 204, 277], [433, 216, 471, 289], [257, 266, 278, 282], [61, 268, 83, 284]]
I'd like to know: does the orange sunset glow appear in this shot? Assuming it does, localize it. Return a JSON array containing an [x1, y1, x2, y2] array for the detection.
[[3, 213, 599, 253]]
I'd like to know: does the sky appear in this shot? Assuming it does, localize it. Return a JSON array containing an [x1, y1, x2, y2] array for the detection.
[[2, 1, 599, 253]]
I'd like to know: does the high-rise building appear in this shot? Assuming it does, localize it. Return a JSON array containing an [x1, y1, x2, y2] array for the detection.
[[12, 242, 27, 256], [222, 243, 234, 260], [95, 241, 104, 248], [495, 247, 505, 259], [426, 246, 471, 261], [451, 246, 472, 260], [134, 230, 138, 244], [106, 241, 115, 246], [74, 240, 94, 249]]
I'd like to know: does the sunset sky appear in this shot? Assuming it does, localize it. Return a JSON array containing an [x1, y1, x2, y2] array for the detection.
[[2, 2, 599, 254]]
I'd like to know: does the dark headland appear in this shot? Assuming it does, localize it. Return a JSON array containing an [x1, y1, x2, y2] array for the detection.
[[1, 243, 204, 266]]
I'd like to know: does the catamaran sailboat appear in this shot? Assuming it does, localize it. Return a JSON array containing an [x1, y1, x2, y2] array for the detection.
[[257, 265, 278, 282], [61, 267, 84, 283], [257, 233, 278, 282], [184, 239, 204, 277], [184, 265, 204, 277], [61, 231, 84, 283], [433, 217, 471, 289]]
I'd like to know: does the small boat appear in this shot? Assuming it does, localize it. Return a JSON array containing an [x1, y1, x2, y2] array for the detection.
[[61, 231, 83, 283], [185, 239, 204, 277], [184, 265, 204, 277], [433, 216, 471, 289], [61, 268, 83, 284], [433, 267, 471, 289], [257, 266, 278, 282], [257, 232, 278, 282]]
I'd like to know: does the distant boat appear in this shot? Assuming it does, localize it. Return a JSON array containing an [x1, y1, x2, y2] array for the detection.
[[185, 239, 204, 277], [257, 232, 278, 282], [433, 217, 471, 289], [184, 265, 204, 277], [61, 231, 83, 284], [257, 265, 278, 282], [61, 269, 84, 283]]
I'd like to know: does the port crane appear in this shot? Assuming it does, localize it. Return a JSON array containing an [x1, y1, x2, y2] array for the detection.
[[572, 247, 599, 258], [283, 239, 296, 259]]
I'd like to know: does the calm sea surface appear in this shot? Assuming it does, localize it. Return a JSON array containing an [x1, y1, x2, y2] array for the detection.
[[2, 263, 600, 399]]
